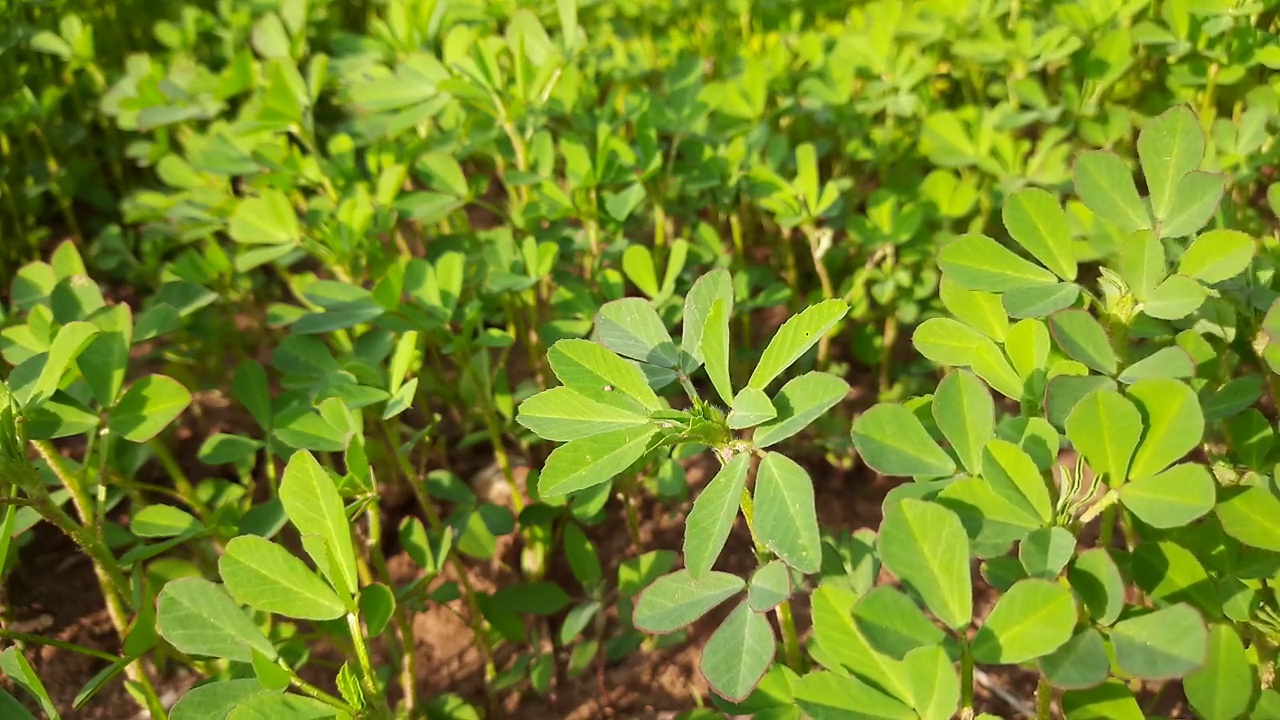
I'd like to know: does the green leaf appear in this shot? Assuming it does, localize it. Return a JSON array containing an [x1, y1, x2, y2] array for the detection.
[[971, 579, 1076, 664], [229, 190, 300, 245], [622, 245, 659, 298], [793, 671, 914, 720], [0, 647, 57, 719], [1019, 526, 1076, 579], [1111, 604, 1207, 680], [1068, 548, 1125, 626], [1137, 105, 1204, 225], [170, 680, 277, 720], [1002, 188, 1077, 281], [939, 278, 1008, 340], [538, 425, 658, 497], [728, 387, 776, 429], [1117, 347, 1195, 383], [219, 536, 346, 620], [1048, 310, 1117, 375], [701, 298, 734, 405], [1144, 274, 1206, 320], [548, 339, 661, 414], [913, 317, 989, 366], [633, 570, 744, 633], [681, 269, 734, 374], [595, 297, 679, 368], [852, 586, 946, 659], [1065, 389, 1140, 484], [755, 452, 822, 574], [747, 299, 848, 390], [852, 404, 955, 477], [233, 360, 273, 432], [1118, 230, 1165, 301], [982, 440, 1053, 524], [1004, 319, 1050, 381], [132, 505, 203, 538], [228, 692, 344, 719], [1178, 229, 1254, 284], [1216, 484, 1280, 551], [1127, 378, 1204, 479], [1074, 151, 1150, 233], [1003, 283, 1080, 319], [1062, 680, 1143, 720], [1045, 375, 1117, 430], [562, 522, 602, 588], [700, 601, 776, 702], [252, 650, 291, 691], [938, 234, 1057, 291], [1118, 462, 1215, 528], [1159, 172, 1224, 239], [79, 304, 131, 406], [747, 561, 791, 612], [489, 581, 572, 615], [156, 578, 277, 662], [753, 372, 849, 448], [904, 645, 960, 720], [810, 586, 911, 700], [932, 370, 994, 476], [29, 320, 98, 407], [516, 387, 649, 441], [878, 499, 972, 630], [108, 374, 192, 442], [684, 453, 751, 578], [1184, 624, 1252, 720], [1040, 629, 1110, 690], [279, 451, 360, 598]]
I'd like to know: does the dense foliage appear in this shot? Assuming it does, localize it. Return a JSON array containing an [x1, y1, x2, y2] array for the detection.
[[4, 0, 1280, 718]]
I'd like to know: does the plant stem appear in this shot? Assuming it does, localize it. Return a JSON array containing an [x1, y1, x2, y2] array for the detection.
[[150, 440, 204, 521], [1036, 675, 1052, 720], [1079, 490, 1120, 529], [0, 629, 120, 662], [346, 612, 384, 707], [31, 442, 166, 718], [281, 660, 359, 714], [775, 600, 804, 673], [960, 637, 975, 718]]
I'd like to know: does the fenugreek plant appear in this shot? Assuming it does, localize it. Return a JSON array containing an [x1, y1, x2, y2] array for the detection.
[[517, 269, 850, 699]]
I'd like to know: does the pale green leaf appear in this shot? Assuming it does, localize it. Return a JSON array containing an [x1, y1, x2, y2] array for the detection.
[[684, 453, 750, 578], [633, 570, 744, 633], [971, 579, 1076, 664], [1002, 188, 1077, 281], [516, 387, 649, 441], [279, 451, 360, 598], [1127, 378, 1204, 479], [747, 299, 848, 390], [938, 234, 1058, 291], [1065, 389, 1140, 484], [877, 499, 972, 630], [538, 425, 657, 496], [932, 370, 994, 476], [753, 372, 849, 448], [548, 339, 662, 414], [700, 601, 776, 702], [852, 404, 955, 477], [755, 452, 822, 574], [595, 297, 679, 368], [1074, 151, 1150, 233]]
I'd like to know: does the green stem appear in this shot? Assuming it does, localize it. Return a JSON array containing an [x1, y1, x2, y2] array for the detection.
[[1036, 675, 1052, 720], [960, 637, 975, 717], [150, 440, 204, 521], [346, 613, 384, 707], [0, 629, 120, 662], [775, 600, 804, 673], [281, 660, 359, 714], [1080, 490, 1120, 529]]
